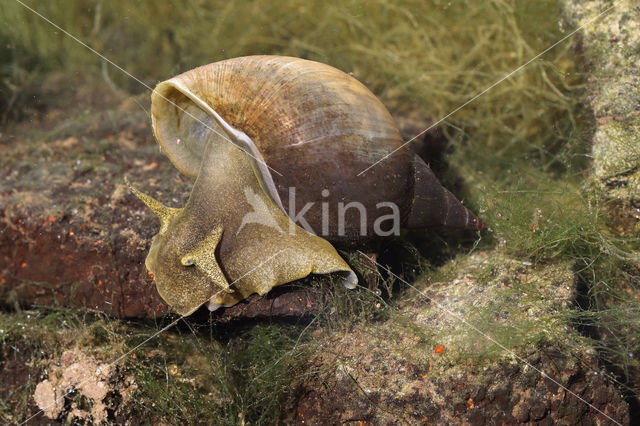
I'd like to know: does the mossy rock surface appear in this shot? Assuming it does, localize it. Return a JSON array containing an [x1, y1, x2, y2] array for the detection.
[[562, 0, 640, 230], [1, 252, 630, 424], [287, 252, 629, 424]]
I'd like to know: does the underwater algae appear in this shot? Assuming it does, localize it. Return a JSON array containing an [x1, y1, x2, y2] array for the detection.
[[1, 308, 310, 423]]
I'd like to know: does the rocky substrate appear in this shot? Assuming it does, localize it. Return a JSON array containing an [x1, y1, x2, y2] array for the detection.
[[285, 253, 630, 425], [290, 345, 626, 425], [561, 0, 640, 233], [1, 252, 630, 424], [0, 85, 170, 317]]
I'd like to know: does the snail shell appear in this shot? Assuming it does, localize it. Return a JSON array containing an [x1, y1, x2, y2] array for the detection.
[[131, 55, 482, 315]]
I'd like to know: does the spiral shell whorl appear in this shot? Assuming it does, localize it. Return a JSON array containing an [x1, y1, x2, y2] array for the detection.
[[177, 56, 403, 159]]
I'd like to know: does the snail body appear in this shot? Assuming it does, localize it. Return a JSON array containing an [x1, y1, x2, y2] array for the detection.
[[130, 56, 482, 315]]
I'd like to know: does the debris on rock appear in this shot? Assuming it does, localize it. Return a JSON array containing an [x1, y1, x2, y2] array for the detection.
[[33, 349, 137, 423]]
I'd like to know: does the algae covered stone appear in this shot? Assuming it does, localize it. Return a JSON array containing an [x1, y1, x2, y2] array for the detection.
[[562, 0, 640, 223]]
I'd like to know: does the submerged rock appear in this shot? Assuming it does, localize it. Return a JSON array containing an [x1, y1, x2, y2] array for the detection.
[[287, 253, 630, 424], [562, 0, 640, 233]]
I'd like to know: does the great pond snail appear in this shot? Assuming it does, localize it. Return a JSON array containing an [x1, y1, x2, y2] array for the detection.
[[128, 55, 483, 315]]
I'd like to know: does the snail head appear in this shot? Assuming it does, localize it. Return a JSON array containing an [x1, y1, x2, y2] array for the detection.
[[126, 177, 230, 315]]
